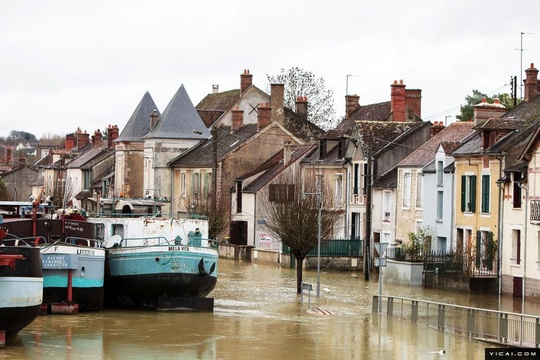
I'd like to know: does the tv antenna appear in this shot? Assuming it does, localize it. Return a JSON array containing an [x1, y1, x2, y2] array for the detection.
[[517, 32, 534, 99]]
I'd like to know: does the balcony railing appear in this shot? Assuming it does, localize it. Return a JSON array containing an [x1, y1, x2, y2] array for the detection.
[[531, 200, 540, 222]]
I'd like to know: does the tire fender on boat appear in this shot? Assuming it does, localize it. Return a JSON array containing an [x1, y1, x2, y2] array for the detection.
[[198, 258, 216, 275]]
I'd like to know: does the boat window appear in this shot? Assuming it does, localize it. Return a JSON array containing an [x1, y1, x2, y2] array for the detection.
[[112, 224, 124, 238]]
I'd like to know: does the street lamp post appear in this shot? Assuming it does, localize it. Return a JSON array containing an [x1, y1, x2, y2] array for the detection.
[[304, 173, 323, 297]]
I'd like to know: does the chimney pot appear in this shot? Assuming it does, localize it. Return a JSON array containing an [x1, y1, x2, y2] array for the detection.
[[240, 69, 253, 94]]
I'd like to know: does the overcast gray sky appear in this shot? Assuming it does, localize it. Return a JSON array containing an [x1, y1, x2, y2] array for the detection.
[[1, 0, 539, 139]]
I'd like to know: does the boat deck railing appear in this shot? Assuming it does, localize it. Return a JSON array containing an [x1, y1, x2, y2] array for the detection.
[[373, 295, 540, 348], [1, 235, 103, 249], [116, 236, 218, 249]]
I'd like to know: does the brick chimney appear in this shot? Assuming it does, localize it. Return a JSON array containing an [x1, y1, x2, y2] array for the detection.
[[240, 69, 253, 95], [430, 121, 445, 137], [257, 102, 272, 131], [473, 98, 506, 126], [524, 63, 539, 101], [92, 129, 103, 145], [283, 142, 292, 164], [295, 96, 308, 119], [405, 89, 422, 119], [270, 84, 285, 125], [231, 107, 244, 132], [345, 94, 360, 118], [107, 125, 113, 148], [6, 147, 12, 165], [65, 133, 75, 151], [77, 130, 90, 148], [391, 80, 407, 122], [150, 109, 159, 129], [111, 125, 119, 142]]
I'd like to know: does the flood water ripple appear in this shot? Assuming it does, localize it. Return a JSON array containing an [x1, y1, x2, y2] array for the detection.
[[4, 259, 535, 359]]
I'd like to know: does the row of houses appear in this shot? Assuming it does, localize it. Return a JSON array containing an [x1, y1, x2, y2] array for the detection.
[[3, 64, 540, 299]]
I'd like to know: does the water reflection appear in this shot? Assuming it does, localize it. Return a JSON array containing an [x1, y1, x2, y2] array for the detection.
[[4, 259, 517, 359]]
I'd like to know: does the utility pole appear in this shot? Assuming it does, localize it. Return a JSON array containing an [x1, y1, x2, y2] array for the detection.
[[364, 130, 373, 281]]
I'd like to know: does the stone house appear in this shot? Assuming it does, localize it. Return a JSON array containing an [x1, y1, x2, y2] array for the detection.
[[231, 144, 314, 249], [141, 85, 211, 215], [114, 91, 160, 199]]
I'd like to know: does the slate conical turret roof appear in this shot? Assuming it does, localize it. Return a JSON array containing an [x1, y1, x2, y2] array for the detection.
[[144, 85, 210, 140], [115, 91, 160, 142]]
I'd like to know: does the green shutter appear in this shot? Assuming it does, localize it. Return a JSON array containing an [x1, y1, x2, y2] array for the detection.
[[461, 175, 466, 212], [481, 175, 490, 213], [470, 175, 477, 212]]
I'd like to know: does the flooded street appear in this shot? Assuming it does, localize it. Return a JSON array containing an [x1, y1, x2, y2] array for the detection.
[[3, 258, 534, 359]]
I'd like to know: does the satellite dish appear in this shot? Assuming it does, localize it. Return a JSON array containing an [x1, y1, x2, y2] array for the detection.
[[104, 234, 122, 249]]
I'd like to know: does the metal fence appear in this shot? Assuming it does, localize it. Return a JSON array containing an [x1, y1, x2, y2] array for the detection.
[[424, 250, 498, 278], [282, 238, 363, 257], [373, 295, 540, 348]]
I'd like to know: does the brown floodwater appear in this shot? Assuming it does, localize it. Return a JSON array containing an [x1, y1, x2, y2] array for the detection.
[[4, 258, 535, 359]]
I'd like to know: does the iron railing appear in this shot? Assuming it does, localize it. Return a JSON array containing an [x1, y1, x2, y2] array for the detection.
[[531, 200, 540, 222], [373, 295, 540, 348], [283, 238, 363, 257], [424, 250, 498, 278]]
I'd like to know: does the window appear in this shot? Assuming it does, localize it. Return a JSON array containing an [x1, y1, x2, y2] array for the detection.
[[191, 173, 200, 198], [95, 223, 105, 240], [203, 173, 210, 198], [112, 224, 124, 238], [437, 161, 444, 185], [338, 139, 346, 158], [403, 172, 411, 208], [353, 163, 359, 195], [319, 140, 327, 159], [481, 175, 490, 213], [460, 174, 476, 213], [513, 172, 522, 209], [236, 181, 242, 213], [335, 174, 343, 207], [437, 191, 443, 220], [269, 184, 295, 203], [512, 229, 521, 265], [436, 236, 447, 251], [83, 171, 91, 190], [383, 191, 391, 222], [416, 172, 423, 208], [181, 173, 186, 197]]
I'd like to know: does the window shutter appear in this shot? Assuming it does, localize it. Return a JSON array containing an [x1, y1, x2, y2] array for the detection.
[[461, 175, 466, 212]]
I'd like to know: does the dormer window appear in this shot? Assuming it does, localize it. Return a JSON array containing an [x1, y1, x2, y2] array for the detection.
[[338, 139, 346, 158], [319, 140, 327, 159]]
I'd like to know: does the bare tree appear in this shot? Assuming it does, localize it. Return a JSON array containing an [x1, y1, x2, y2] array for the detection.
[[261, 174, 343, 293], [186, 191, 228, 241], [267, 67, 338, 130]]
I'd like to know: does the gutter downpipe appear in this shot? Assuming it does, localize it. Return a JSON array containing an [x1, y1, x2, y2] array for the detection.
[[496, 156, 504, 300], [518, 182, 528, 313], [253, 192, 257, 249]]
